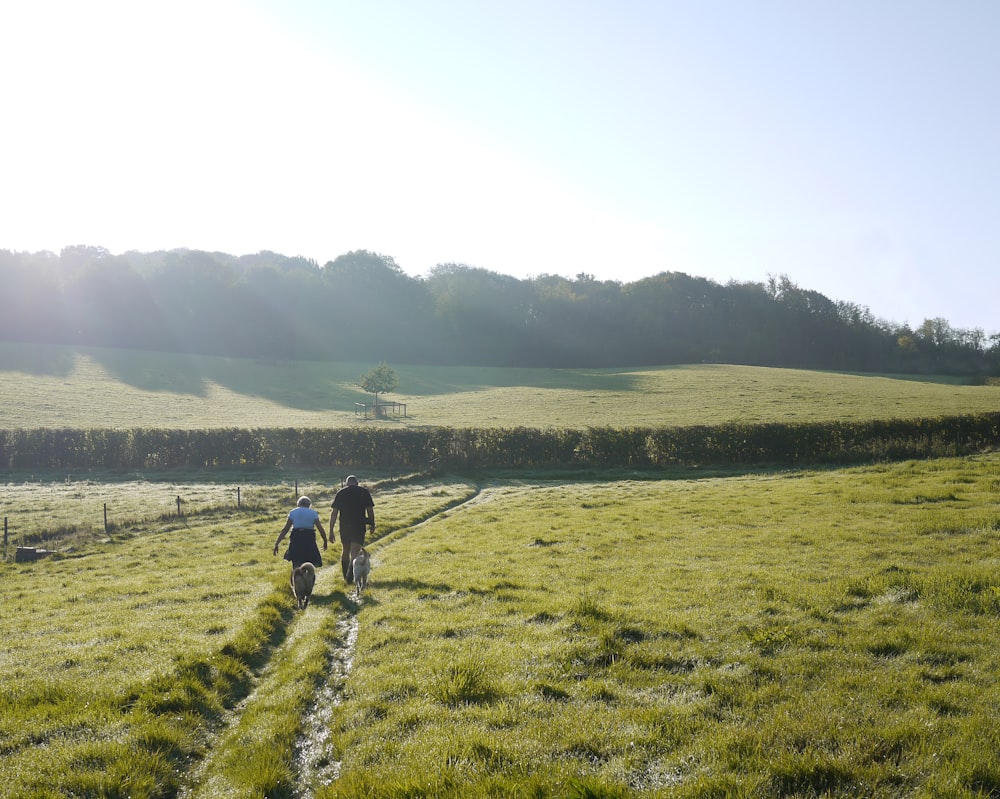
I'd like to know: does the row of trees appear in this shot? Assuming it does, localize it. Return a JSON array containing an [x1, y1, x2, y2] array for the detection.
[[2, 246, 996, 375]]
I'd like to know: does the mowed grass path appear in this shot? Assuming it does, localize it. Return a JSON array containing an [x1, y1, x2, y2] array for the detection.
[[2, 458, 999, 797], [1, 342, 998, 430]]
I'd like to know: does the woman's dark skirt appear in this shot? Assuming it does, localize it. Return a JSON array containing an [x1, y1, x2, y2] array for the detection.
[[283, 528, 322, 567]]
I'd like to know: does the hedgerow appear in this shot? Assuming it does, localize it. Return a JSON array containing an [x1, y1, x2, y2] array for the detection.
[[2, 413, 998, 471]]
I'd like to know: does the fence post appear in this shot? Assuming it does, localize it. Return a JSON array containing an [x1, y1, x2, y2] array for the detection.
[[3, 517, 7, 555], [237, 486, 241, 508], [176, 495, 183, 517], [295, 480, 299, 499], [103, 504, 108, 534]]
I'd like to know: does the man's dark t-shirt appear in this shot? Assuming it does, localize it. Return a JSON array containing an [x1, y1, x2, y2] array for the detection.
[[332, 484, 374, 537]]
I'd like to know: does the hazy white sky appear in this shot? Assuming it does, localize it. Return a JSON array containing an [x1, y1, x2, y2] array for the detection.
[[3, 0, 998, 333]]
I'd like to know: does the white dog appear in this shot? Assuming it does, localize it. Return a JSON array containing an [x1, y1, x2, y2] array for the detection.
[[352, 548, 371, 597], [291, 562, 317, 609]]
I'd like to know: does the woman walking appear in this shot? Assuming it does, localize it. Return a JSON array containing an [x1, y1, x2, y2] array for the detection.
[[274, 496, 328, 568]]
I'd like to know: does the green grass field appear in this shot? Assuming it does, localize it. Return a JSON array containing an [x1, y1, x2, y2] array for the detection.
[[1, 342, 997, 430], [1, 457, 999, 798], [2, 342, 999, 797]]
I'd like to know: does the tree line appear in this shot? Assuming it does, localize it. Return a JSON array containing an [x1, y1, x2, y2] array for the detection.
[[2, 245, 996, 375]]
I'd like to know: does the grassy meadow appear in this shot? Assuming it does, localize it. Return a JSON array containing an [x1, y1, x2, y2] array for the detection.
[[1, 341, 998, 430], [1, 457, 999, 798], [2, 341, 1000, 797], [1, 479, 478, 798]]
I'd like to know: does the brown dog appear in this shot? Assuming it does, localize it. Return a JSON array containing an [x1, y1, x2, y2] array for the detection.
[[291, 562, 317, 609]]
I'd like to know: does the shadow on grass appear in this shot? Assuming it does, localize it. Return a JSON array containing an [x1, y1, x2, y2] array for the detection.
[[305, 589, 355, 610], [830, 369, 983, 386], [0, 342, 77, 376], [48, 344, 647, 410], [87, 346, 368, 409], [375, 576, 453, 593], [394, 364, 643, 396]]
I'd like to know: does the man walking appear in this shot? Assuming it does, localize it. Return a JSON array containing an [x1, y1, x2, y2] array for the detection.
[[330, 475, 375, 583]]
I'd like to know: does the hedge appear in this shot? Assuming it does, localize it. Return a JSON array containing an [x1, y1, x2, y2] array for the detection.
[[1, 414, 999, 472]]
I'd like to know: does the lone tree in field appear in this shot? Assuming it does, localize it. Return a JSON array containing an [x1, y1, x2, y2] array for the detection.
[[359, 362, 399, 415]]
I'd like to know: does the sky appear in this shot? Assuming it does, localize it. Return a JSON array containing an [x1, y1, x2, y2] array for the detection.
[[3, 0, 998, 334]]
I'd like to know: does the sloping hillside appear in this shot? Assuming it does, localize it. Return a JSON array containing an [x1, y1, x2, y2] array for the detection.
[[0, 342, 995, 430]]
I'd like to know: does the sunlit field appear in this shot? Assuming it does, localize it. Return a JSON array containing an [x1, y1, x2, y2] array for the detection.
[[0, 472, 358, 551], [2, 340, 999, 797], [1, 342, 997, 430], [0, 479, 478, 797], [2, 457, 999, 798]]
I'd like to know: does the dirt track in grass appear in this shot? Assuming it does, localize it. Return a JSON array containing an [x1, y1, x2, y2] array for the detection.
[[289, 485, 486, 797], [294, 615, 359, 797]]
